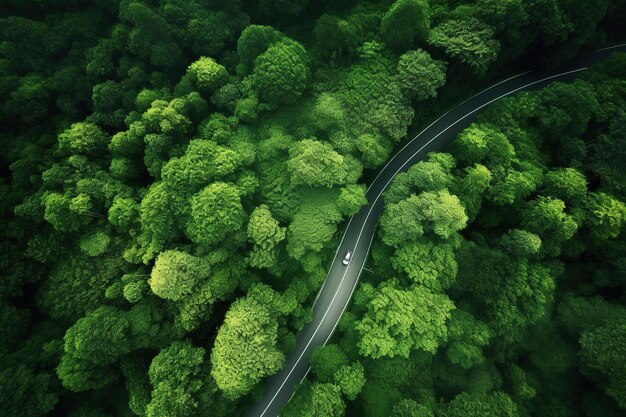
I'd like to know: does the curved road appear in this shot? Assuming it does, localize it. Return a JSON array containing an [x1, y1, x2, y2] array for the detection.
[[246, 44, 626, 417]]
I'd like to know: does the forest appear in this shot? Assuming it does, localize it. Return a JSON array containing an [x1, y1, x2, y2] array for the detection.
[[0, 1, 625, 417]]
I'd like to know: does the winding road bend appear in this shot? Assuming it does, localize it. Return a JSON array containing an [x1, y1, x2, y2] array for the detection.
[[246, 44, 626, 417]]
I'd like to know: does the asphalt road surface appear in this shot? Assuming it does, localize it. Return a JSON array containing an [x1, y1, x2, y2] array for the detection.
[[245, 44, 626, 417]]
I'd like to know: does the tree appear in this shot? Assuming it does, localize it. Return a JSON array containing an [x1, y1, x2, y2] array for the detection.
[[147, 341, 213, 417], [428, 18, 500, 77], [397, 49, 446, 100], [247, 204, 286, 270], [579, 321, 626, 408], [445, 309, 491, 369], [333, 362, 366, 400], [288, 139, 359, 188], [451, 163, 492, 221], [381, 0, 430, 53], [79, 229, 111, 257], [313, 14, 360, 61], [236, 25, 284, 75], [149, 250, 207, 301], [380, 190, 468, 247], [542, 168, 588, 203], [281, 382, 345, 417], [135, 182, 179, 263], [161, 139, 242, 193], [186, 56, 228, 95], [57, 122, 109, 156], [440, 392, 519, 417], [0, 363, 58, 417], [391, 238, 457, 291], [211, 286, 284, 399], [384, 157, 453, 205], [337, 184, 367, 216], [286, 190, 342, 262], [185, 182, 245, 247], [392, 399, 433, 417], [108, 196, 138, 230], [42, 193, 84, 232], [251, 40, 310, 106], [521, 196, 578, 256], [63, 306, 131, 366], [355, 279, 454, 358], [498, 229, 542, 257], [584, 192, 626, 240], [310, 344, 349, 382], [39, 255, 122, 323]]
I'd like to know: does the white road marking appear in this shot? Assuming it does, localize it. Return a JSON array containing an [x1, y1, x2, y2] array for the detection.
[[596, 43, 626, 52], [258, 66, 589, 417]]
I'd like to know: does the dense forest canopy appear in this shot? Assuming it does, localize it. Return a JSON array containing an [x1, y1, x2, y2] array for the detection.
[[1, 1, 625, 417]]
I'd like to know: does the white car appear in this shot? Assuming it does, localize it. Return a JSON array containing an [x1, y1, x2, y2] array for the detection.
[[342, 251, 352, 265]]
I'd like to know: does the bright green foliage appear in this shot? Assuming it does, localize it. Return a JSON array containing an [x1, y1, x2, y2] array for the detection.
[[355, 280, 454, 358], [147, 341, 212, 417], [440, 392, 519, 417], [450, 123, 513, 167], [282, 382, 345, 417], [385, 156, 453, 204], [336, 184, 367, 216], [445, 309, 491, 369], [63, 306, 131, 366], [498, 229, 542, 257], [185, 182, 245, 247], [380, 190, 468, 247], [333, 362, 366, 400], [397, 49, 447, 100], [428, 18, 500, 76], [42, 193, 84, 232], [542, 168, 588, 202], [2, 1, 626, 416], [108, 196, 138, 230], [252, 40, 310, 106], [451, 163, 492, 220], [579, 322, 626, 408], [381, 0, 430, 53], [135, 182, 178, 263], [78, 229, 111, 257], [247, 204, 286, 270], [56, 355, 117, 392], [211, 286, 284, 399], [161, 139, 242, 193], [584, 192, 626, 240], [187, 57, 228, 95], [392, 399, 434, 417], [287, 191, 343, 261], [58, 122, 109, 156], [236, 25, 284, 75], [149, 250, 207, 301], [391, 238, 457, 291], [521, 196, 577, 256], [310, 344, 349, 382], [288, 139, 359, 188]]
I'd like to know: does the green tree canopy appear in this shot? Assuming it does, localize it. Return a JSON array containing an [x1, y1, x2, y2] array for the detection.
[[381, 0, 430, 53], [251, 40, 310, 106], [355, 279, 455, 358], [185, 182, 245, 247], [211, 285, 284, 399]]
